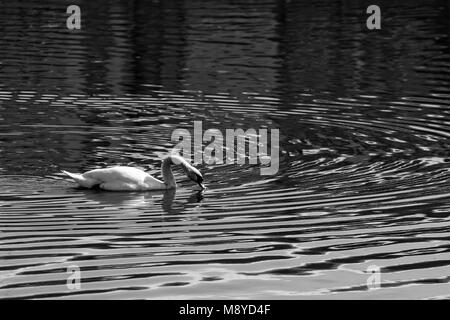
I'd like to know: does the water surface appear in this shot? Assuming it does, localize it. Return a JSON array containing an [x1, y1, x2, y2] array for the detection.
[[0, 0, 450, 299]]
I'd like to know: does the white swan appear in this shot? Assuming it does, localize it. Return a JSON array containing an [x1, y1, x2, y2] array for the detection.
[[61, 154, 205, 191]]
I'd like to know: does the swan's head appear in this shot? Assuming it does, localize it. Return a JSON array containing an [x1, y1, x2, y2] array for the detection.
[[186, 166, 205, 190], [169, 155, 205, 190]]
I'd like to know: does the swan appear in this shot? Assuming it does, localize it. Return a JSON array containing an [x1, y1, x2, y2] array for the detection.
[[61, 154, 205, 191]]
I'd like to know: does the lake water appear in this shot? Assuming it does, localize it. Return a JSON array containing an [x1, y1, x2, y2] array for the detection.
[[0, 0, 450, 299]]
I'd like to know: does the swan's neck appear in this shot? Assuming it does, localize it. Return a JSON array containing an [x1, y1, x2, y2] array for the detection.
[[162, 157, 176, 189]]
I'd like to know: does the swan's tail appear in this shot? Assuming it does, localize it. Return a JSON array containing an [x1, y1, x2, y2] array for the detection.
[[61, 170, 98, 188]]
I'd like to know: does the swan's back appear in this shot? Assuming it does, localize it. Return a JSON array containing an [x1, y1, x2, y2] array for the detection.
[[63, 166, 167, 190], [84, 166, 148, 183]]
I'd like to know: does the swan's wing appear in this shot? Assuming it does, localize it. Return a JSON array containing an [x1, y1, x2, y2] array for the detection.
[[142, 174, 166, 189], [62, 170, 99, 188], [83, 166, 149, 184]]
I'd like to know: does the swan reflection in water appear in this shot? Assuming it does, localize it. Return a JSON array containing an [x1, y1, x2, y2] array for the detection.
[[75, 187, 205, 214]]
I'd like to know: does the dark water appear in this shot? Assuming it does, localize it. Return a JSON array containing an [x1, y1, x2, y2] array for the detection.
[[1, 0, 450, 299]]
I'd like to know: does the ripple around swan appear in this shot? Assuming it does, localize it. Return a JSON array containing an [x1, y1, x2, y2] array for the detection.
[[0, 89, 449, 299]]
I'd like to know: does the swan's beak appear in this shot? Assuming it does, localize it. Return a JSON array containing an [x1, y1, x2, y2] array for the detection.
[[183, 162, 205, 190]]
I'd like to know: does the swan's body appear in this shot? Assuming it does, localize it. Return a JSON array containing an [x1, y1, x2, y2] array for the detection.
[[62, 155, 204, 191], [61, 166, 166, 191]]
